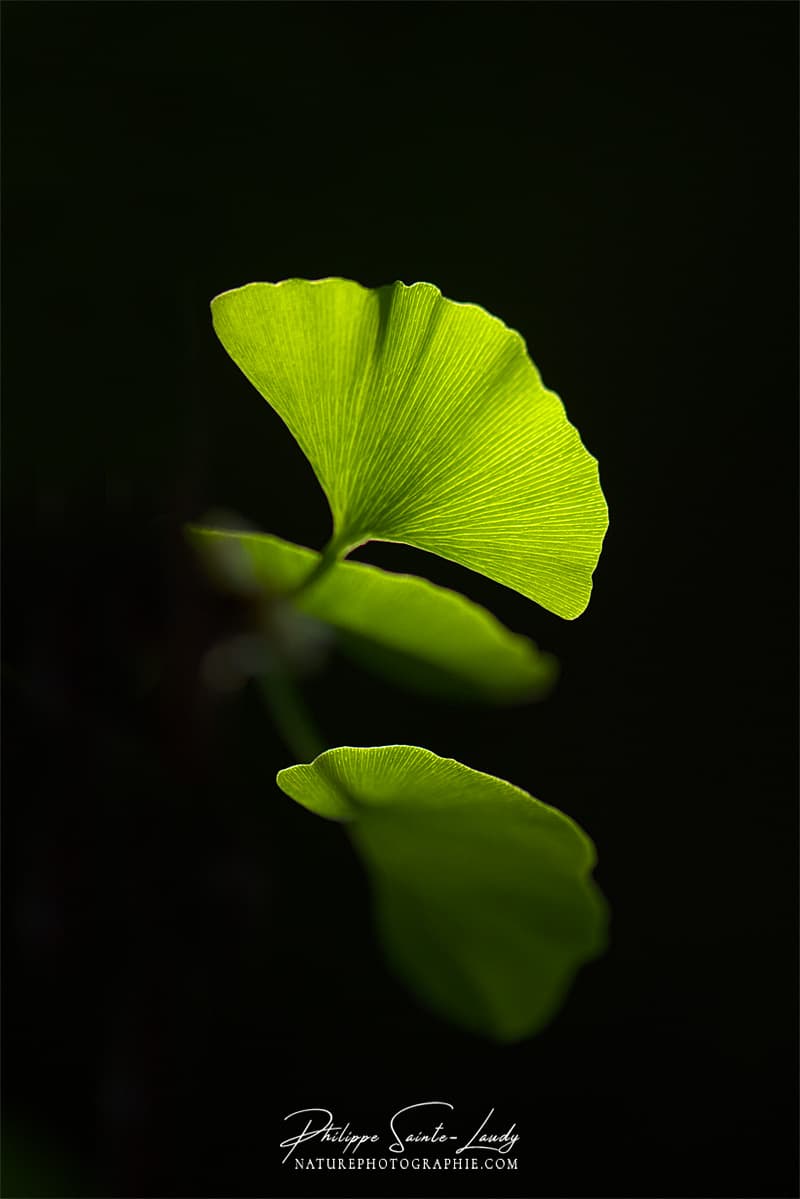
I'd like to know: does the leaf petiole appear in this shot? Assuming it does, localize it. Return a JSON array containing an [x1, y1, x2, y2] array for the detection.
[[291, 530, 364, 599], [257, 668, 325, 764]]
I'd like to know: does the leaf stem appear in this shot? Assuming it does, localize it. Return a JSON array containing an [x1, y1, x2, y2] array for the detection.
[[291, 530, 362, 599], [258, 669, 325, 763], [261, 528, 368, 763]]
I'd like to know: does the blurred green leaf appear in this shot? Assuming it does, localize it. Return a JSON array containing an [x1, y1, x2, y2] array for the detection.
[[212, 278, 608, 619], [277, 745, 606, 1041], [190, 526, 557, 705]]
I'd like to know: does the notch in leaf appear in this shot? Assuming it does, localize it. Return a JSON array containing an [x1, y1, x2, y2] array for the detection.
[[212, 278, 608, 619], [277, 745, 607, 1041]]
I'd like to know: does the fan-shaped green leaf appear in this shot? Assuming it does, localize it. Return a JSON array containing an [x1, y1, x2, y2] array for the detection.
[[189, 526, 556, 704], [211, 279, 608, 619], [277, 746, 606, 1041]]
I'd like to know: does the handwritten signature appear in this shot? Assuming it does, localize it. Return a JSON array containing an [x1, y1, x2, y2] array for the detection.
[[280, 1102, 519, 1164]]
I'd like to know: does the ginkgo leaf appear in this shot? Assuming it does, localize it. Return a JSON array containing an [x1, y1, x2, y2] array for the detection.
[[189, 526, 557, 704], [211, 278, 608, 619], [277, 746, 607, 1041]]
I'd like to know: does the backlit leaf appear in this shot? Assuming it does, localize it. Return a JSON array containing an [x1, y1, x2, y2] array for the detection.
[[189, 526, 557, 704], [211, 279, 608, 618], [277, 745, 606, 1041]]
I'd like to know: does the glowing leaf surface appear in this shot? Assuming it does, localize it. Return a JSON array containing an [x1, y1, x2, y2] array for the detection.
[[212, 279, 608, 618], [277, 745, 606, 1040], [189, 526, 556, 704]]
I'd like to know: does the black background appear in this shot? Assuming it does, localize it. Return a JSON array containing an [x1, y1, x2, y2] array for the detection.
[[2, 3, 797, 1197]]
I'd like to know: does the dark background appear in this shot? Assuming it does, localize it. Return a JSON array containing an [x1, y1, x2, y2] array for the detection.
[[2, 3, 797, 1197]]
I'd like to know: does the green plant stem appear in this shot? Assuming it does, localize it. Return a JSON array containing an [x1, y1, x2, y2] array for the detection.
[[258, 669, 325, 763], [291, 530, 364, 599], [260, 532, 356, 764], [293, 538, 339, 597]]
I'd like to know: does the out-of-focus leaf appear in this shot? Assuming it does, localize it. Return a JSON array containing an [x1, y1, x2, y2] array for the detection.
[[277, 745, 606, 1041], [211, 278, 608, 619], [189, 526, 557, 705]]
